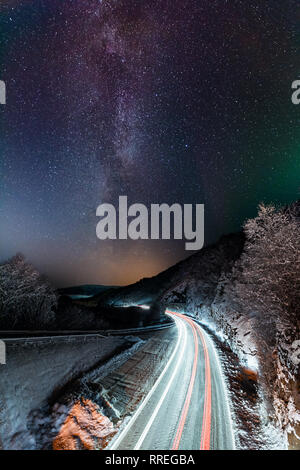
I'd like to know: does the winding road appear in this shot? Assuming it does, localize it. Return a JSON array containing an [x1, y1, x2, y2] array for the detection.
[[109, 310, 235, 450]]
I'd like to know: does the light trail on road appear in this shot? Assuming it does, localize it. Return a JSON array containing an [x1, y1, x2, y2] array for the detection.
[[170, 311, 211, 450], [171, 315, 198, 449], [109, 310, 235, 450]]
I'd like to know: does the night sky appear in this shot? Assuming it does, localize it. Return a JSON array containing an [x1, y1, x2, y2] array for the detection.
[[0, 1, 299, 286]]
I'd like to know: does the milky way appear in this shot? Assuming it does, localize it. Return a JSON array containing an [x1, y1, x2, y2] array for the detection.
[[0, 1, 299, 286]]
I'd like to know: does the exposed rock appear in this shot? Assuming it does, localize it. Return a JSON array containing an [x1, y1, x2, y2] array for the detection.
[[52, 398, 115, 450]]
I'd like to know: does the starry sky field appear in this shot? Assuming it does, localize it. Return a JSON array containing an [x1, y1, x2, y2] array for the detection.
[[0, 1, 299, 286]]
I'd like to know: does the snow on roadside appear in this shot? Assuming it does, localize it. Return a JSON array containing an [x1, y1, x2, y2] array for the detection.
[[0, 334, 142, 449], [29, 329, 176, 450], [28, 336, 144, 450]]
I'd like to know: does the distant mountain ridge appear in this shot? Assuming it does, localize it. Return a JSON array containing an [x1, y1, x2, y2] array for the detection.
[[58, 284, 118, 298]]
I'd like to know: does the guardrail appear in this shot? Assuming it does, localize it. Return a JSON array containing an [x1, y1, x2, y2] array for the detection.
[[0, 322, 174, 343]]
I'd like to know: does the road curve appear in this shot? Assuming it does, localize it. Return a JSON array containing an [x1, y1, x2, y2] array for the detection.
[[109, 310, 235, 450]]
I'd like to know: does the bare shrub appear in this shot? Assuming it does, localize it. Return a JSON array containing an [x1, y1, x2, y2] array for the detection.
[[0, 254, 57, 328], [228, 203, 300, 331]]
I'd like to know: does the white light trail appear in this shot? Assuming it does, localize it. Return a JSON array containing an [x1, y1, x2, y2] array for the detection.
[[134, 316, 187, 449], [109, 315, 185, 450]]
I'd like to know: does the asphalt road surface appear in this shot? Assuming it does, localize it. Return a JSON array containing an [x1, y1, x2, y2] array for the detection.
[[109, 310, 235, 450]]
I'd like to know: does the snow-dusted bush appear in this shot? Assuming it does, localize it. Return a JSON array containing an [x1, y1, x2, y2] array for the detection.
[[231, 203, 300, 329], [0, 254, 57, 328]]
